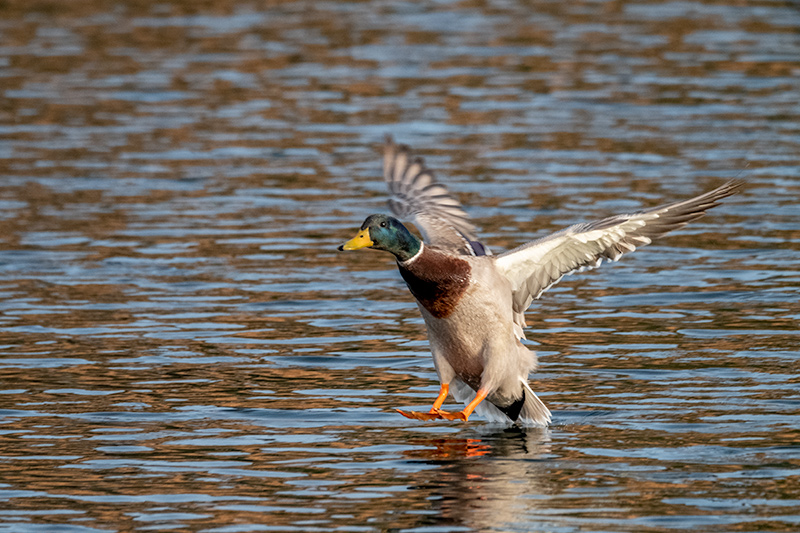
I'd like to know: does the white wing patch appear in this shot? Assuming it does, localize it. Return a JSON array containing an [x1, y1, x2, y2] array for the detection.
[[495, 180, 742, 316]]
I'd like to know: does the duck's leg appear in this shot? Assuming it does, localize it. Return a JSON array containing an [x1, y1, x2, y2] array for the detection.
[[396, 383, 450, 421], [430, 383, 450, 410], [437, 388, 488, 422]]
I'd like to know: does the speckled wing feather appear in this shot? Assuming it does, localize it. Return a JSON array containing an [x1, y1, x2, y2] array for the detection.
[[383, 136, 490, 256], [495, 180, 743, 315]]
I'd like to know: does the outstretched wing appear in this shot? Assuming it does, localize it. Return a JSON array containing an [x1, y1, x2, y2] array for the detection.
[[494, 180, 743, 315], [383, 136, 490, 256]]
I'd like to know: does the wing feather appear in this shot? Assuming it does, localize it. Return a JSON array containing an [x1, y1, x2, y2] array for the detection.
[[495, 180, 743, 316], [383, 136, 490, 256]]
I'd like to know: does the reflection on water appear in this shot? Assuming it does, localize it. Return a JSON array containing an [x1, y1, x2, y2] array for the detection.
[[1, 0, 799, 531]]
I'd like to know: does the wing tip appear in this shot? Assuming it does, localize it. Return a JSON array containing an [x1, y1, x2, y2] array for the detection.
[[711, 178, 746, 199]]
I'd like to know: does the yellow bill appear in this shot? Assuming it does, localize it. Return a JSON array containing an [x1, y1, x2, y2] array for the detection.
[[339, 229, 373, 251]]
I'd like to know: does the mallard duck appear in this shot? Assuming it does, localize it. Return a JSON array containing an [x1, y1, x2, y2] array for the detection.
[[339, 137, 742, 426]]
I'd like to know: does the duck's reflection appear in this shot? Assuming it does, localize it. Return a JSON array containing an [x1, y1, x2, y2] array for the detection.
[[408, 426, 550, 459], [405, 427, 552, 528]]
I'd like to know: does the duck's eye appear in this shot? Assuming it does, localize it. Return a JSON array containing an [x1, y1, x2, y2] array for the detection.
[[380, 221, 387, 228]]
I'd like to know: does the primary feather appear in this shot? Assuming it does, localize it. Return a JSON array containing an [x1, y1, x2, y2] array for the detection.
[[494, 180, 743, 319]]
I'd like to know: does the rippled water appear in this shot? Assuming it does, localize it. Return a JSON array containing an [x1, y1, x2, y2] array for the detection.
[[1, 1, 799, 532]]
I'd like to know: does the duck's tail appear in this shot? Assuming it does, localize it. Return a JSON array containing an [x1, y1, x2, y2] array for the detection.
[[451, 378, 551, 427], [516, 379, 551, 427]]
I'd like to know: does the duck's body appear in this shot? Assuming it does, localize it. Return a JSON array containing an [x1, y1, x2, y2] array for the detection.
[[340, 137, 742, 426], [398, 244, 548, 424]]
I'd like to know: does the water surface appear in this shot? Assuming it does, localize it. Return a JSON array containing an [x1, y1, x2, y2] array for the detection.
[[1, 1, 799, 532]]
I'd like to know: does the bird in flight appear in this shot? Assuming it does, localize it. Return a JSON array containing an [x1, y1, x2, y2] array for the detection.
[[339, 137, 742, 426]]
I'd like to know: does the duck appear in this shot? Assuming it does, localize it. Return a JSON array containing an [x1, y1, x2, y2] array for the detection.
[[338, 137, 742, 426]]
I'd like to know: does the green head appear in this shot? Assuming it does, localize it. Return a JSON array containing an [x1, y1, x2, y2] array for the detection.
[[338, 214, 422, 262]]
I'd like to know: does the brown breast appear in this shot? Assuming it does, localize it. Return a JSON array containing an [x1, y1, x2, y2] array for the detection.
[[397, 247, 471, 319]]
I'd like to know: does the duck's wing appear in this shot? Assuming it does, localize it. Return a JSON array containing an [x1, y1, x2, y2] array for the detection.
[[494, 180, 743, 314], [383, 136, 490, 256]]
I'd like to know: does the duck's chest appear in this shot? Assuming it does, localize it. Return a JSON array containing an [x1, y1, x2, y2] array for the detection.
[[397, 249, 472, 319]]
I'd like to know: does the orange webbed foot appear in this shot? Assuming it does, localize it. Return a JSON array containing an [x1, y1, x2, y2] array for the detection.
[[434, 409, 468, 422], [396, 409, 443, 421]]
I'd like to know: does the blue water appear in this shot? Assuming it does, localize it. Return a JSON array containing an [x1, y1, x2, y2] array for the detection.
[[0, 0, 799, 531]]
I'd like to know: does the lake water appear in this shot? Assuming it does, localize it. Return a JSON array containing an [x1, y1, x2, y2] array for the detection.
[[1, 1, 799, 532]]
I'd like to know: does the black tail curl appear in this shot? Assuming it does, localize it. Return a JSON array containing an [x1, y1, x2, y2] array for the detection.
[[495, 389, 525, 421]]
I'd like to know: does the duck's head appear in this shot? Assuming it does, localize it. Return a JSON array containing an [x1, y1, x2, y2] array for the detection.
[[338, 214, 421, 262]]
